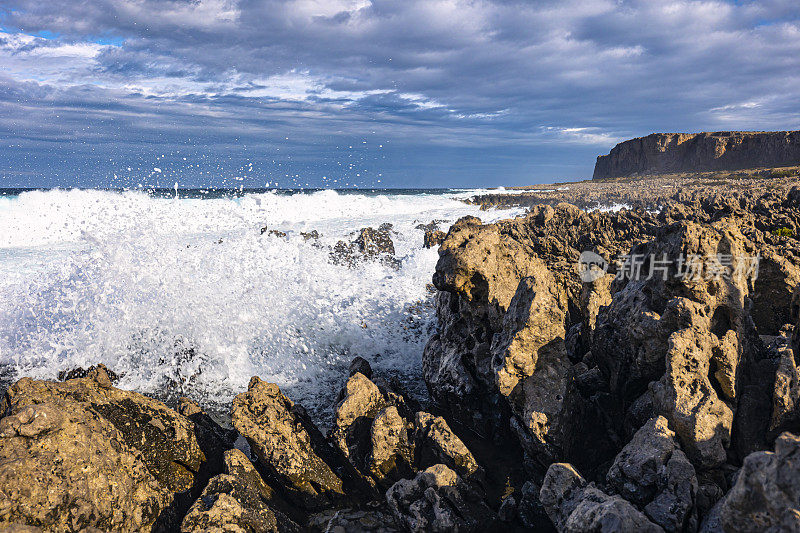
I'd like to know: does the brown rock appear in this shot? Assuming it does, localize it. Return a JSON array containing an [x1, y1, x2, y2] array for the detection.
[[414, 412, 480, 479], [231, 377, 368, 511], [181, 449, 300, 533], [0, 371, 207, 531]]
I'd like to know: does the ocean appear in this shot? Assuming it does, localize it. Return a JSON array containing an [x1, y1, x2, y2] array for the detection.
[[0, 187, 520, 424]]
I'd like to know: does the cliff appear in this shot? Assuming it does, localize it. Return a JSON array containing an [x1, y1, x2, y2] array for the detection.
[[593, 130, 800, 179]]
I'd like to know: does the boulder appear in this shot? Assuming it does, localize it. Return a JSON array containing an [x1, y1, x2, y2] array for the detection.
[[0, 368, 206, 531], [355, 227, 395, 257], [423, 229, 446, 249], [368, 406, 415, 490], [330, 373, 386, 462], [385, 464, 498, 532], [349, 357, 373, 379]]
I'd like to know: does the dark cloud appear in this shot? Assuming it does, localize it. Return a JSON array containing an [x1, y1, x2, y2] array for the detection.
[[0, 0, 799, 187]]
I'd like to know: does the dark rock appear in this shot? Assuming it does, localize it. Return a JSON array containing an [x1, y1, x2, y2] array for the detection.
[[702, 432, 800, 532], [540, 463, 663, 532], [386, 464, 499, 532], [423, 229, 446, 249], [349, 357, 373, 379]]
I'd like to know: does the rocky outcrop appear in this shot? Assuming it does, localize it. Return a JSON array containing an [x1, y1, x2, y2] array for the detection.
[[594, 131, 800, 179], [423, 186, 800, 531], [0, 366, 206, 531]]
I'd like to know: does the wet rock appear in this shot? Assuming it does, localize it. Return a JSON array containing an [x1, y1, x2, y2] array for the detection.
[[57, 363, 119, 384], [231, 377, 371, 511], [355, 227, 395, 257], [386, 464, 498, 532], [540, 463, 663, 532], [702, 432, 800, 532], [414, 412, 480, 479], [606, 416, 697, 532], [261, 227, 287, 237], [349, 357, 373, 380], [423, 229, 446, 249], [301, 230, 321, 241], [181, 449, 300, 532], [0, 370, 207, 531]]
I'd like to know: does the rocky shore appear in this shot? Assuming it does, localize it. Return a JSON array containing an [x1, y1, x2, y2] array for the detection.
[[4, 182, 800, 531]]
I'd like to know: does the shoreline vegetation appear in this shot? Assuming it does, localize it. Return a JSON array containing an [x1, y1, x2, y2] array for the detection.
[[4, 133, 800, 530]]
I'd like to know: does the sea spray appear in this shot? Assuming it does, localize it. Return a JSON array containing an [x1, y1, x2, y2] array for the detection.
[[0, 188, 521, 424]]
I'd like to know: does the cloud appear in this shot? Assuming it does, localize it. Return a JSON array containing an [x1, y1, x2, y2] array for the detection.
[[0, 0, 799, 186]]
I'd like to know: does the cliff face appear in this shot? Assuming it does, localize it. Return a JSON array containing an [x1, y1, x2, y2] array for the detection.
[[594, 131, 800, 179]]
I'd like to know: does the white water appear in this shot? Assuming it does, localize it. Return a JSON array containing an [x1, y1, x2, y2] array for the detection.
[[0, 188, 520, 422]]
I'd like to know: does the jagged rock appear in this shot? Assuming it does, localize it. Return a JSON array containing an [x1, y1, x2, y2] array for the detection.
[[414, 412, 480, 479], [702, 432, 800, 532], [750, 250, 800, 336], [331, 228, 396, 267], [591, 220, 759, 468], [355, 227, 395, 257], [424, 229, 446, 249], [386, 464, 498, 532], [368, 406, 415, 490], [424, 205, 656, 446], [606, 416, 697, 532], [491, 271, 566, 396], [231, 377, 371, 511], [181, 449, 300, 532], [57, 363, 120, 384], [540, 463, 663, 532], [177, 397, 238, 493], [0, 369, 207, 531]]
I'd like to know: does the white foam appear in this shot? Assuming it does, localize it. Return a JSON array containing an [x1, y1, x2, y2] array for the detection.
[[0, 189, 520, 422]]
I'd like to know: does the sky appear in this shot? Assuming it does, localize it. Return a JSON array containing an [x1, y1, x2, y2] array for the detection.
[[0, 0, 799, 189]]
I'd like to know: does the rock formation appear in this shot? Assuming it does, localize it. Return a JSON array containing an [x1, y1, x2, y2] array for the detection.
[[594, 131, 800, 179]]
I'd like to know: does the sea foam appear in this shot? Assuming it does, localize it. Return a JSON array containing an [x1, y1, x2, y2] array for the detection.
[[0, 188, 520, 423]]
